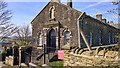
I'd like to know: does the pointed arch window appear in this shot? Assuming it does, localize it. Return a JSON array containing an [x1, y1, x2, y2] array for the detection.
[[38, 33, 42, 46], [108, 32, 111, 44], [49, 6, 55, 19], [112, 32, 115, 43], [64, 31, 70, 45], [89, 32, 92, 46], [99, 31, 102, 45]]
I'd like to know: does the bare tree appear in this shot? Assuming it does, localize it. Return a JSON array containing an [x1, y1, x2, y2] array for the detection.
[[112, 0, 120, 5], [0, 1, 18, 40], [107, 1, 120, 16], [16, 25, 32, 46]]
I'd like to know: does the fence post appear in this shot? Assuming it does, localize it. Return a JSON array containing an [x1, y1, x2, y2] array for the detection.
[[19, 47, 21, 68]]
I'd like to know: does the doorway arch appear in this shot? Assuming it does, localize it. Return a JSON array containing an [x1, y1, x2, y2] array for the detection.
[[49, 29, 56, 52]]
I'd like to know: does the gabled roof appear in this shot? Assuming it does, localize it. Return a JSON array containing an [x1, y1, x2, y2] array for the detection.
[[31, 2, 120, 31], [31, 2, 82, 24], [31, 2, 50, 24]]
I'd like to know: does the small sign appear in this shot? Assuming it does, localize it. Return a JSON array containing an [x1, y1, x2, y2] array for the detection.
[[58, 50, 64, 60]]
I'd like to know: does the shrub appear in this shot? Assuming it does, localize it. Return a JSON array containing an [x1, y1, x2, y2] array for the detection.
[[1, 52, 6, 61]]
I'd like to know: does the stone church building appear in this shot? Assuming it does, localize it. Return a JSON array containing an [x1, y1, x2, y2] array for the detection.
[[31, 0, 119, 51]]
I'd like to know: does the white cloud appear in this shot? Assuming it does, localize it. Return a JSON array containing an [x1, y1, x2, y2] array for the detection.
[[81, 0, 111, 11], [82, 2, 102, 10]]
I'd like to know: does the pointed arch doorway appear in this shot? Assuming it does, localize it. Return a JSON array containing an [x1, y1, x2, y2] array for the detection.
[[49, 29, 56, 52]]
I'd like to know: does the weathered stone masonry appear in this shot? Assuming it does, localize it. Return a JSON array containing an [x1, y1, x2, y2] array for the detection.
[[31, 0, 120, 65], [31, 1, 119, 49]]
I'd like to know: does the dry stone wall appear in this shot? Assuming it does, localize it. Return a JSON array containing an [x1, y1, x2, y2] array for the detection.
[[5, 56, 14, 66], [63, 47, 119, 66]]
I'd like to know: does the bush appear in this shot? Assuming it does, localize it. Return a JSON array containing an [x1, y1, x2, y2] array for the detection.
[[0, 53, 2, 61], [1, 52, 6, 61]]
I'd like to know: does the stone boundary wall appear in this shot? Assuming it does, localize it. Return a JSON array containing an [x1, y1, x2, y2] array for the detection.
[[63, 49, 119, 66], [5, 56, 14, 66]]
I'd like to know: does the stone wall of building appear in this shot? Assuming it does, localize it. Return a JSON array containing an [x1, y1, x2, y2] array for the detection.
[[79, 15, 119, 48], [32, 2, 120, 49], [32, 2, 82, 47], [5, 56, 14, 66]]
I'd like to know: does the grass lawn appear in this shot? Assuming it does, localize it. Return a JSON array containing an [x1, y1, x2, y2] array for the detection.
[[49, 60, 64, 68], [49, 55, 64, 68]]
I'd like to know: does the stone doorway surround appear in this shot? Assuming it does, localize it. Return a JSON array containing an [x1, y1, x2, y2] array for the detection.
[[43, 21, 60, 50]]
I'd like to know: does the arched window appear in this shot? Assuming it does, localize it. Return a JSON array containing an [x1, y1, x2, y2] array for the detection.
[[89, 32, 92, 46], [49, 6, 55, 19], [112, 33, 115, 43], [114, 33, 117, 43], [108, 32, 111, 44], [64, 31, 70, 45], [99, 31, 102, 45], [38, 33, 42, 46]]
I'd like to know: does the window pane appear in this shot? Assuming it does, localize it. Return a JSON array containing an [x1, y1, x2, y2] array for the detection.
[[64, 31, 70, 45], [89, 32, 92, 46], [38, 34, 42, 46]]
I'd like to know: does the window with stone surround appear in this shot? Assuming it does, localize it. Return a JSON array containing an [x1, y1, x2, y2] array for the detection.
[[49, 6, 55, 20], [89, 32, 92, 46], [99, 31, 102, 45], [37, 33, 42, 46], [108, 32, 111, 44], [112, 32, 115, 43], [64, 31, 70, 45]]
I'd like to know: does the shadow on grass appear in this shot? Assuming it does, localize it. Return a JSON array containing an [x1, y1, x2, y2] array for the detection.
[[49, 55, 62, 62], [49, 55, 63, 68]]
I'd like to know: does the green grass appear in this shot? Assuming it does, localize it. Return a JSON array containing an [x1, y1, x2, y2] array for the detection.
[[49, 60, 64, 68]]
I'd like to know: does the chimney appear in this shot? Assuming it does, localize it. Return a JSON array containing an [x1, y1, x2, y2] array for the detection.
[[51, 0, 60, 3], [102, 19, 106, 23], [67, 0, 72, 8], [109, 21, 114, 26], [109, 21, 113, 24], [109, 21, 114, 25], [96, 14, 102, 21]]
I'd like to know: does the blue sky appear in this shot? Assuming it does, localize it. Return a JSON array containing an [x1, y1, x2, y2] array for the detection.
[[6, 1, 119, 26]]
